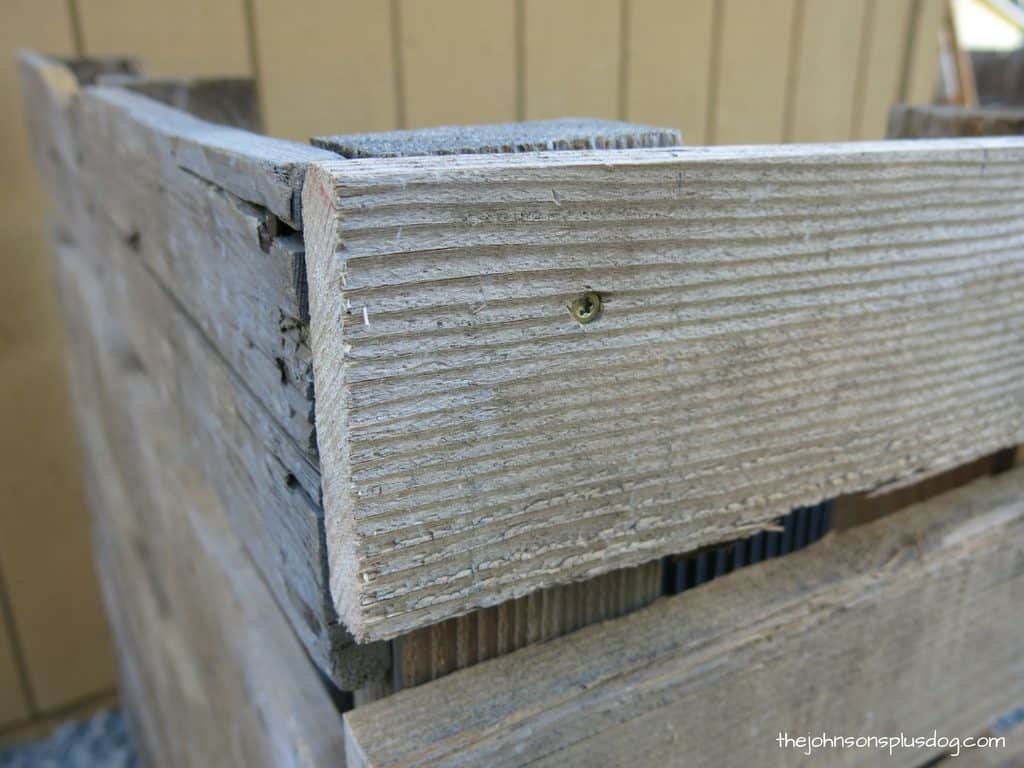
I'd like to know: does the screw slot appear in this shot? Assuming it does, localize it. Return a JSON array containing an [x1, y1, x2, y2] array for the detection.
[[570, 291, 602, 324]]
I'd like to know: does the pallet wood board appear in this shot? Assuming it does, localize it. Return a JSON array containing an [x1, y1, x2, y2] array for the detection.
[[16, 51, 391, 689], [303, 137, 1024, 640], [393, 559, 663, 691], [51, 230, 347, 767], [889, 104, 1024, 138], [344, 466, 1024, 767]]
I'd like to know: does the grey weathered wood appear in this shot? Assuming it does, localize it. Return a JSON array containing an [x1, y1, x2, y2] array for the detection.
[[71, 85, 318, 458], [393, 560, 662, 690], [101, 74, 263, 131], [324, 119, 679, 692], [74, 84, 335, 227], [75, 204, 387, 681], [52, 232, 347, 767], [889, 104, 1024, 138], [314, 119, 681, 157], [344, 467, 1024, 767], [17, 51, 390, 688], [303, 138, 1024, 640], [21, 51, 688, 683]]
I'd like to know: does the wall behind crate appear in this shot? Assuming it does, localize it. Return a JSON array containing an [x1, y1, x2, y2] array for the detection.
[[0, 0, 944, 737]]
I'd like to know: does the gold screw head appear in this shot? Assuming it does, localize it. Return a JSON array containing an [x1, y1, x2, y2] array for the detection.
[[569, 291, 602, 324]]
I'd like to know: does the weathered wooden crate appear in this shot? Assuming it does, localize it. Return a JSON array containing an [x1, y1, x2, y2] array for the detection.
[[19, 51, 1024, 767]]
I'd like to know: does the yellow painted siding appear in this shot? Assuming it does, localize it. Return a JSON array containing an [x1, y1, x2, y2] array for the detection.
[[624, 0, 715, 144], [78, 0, 251, 77], [711, 0, 798, 144], [522, 0, 622, 120], [400, 0, 517, 127], [854, 0, 917, 139], [788, 0, 869, 142], [251, 0, 398, 140], [905, 0, 947, 104]]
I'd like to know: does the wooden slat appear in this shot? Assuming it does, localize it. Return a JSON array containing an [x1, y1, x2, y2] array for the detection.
[[68, 84, 323, 455], [853, 0, 916, 139], [710, 0, 797, 143], [787, 0, 868, 141], [0, 1, 117, 715], [111, 76, 263, 131], [398, 0, 516, 128], [51, 230, 347, 768], [18, 53, 390, 689], [76, 0, 251, 78], [889, 104, 1024, 138], [393, 560, 663, 690], [71, 84, 331, 227], [316, 116, 680, 692], [249, 0, 398, 140], [522, 0, 621, 120], [623, 0, 714, 144], [833, 449, 1015, 531], [24, 54, 691, 686], [344, 467, 1024, 767], [304, 137, 1024, 640]]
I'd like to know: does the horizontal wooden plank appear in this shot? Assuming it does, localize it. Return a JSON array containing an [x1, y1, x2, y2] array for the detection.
[[889, 104, 1024, 138], [303, 138, 1024, 640], [72, 84, 335, 228], [344, 466, 1024, 767], [393, 559, 662, 691], [104, 75, 262, 131]]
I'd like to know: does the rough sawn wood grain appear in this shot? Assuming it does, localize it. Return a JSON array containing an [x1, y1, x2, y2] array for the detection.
[[344, 466, 1024, 767], [303, 138, 1024, 640]]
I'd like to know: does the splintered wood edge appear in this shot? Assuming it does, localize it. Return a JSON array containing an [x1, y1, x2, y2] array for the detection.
[[304, 136, 1024, 642], [303, 163, 361, 633]]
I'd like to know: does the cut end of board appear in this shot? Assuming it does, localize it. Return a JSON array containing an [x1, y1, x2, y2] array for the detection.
[[312, 117, 682, 158]]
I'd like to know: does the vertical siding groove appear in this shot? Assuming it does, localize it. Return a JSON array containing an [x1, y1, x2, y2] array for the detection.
[[240, 0, 265, 130], [390, 0, 407, 129], [515, 0, 526, 122], [66, 0, 85, 55], [617, 0, 631, 121], [782, 0, 806, 142], [850, 0, 878, 140], [0, 561, 36, 716], [703, 0, 724, 143], [900, 0, 925, 101]]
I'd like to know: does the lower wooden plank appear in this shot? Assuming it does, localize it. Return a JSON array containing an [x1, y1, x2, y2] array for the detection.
[[344, 467, 1024, 767], [833, 448, 1014, 531], [53, 234, 347, 767], [889, 104, 1024, 138]]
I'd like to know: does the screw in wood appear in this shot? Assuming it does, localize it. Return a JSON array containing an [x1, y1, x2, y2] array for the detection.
[[569, 291, 602, 324]]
